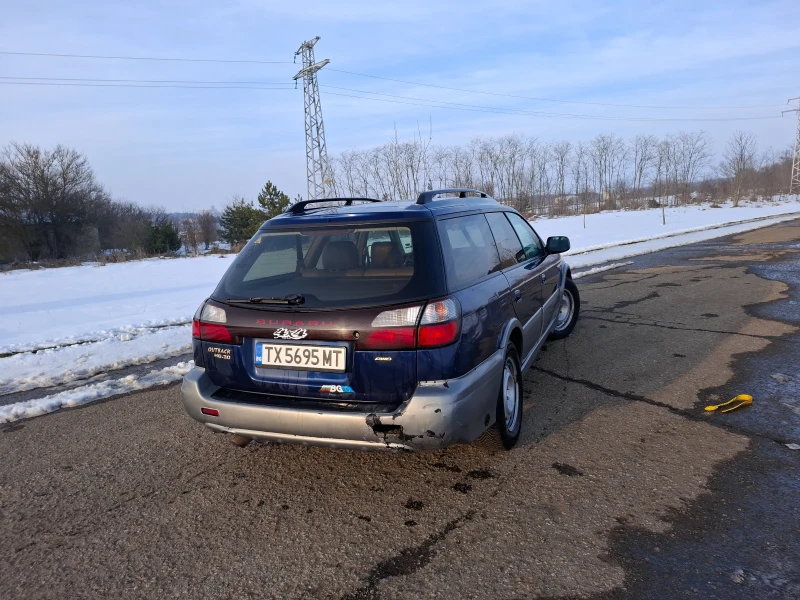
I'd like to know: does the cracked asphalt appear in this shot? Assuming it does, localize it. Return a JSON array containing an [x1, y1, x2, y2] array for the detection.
[[2, 221, 799, 600]]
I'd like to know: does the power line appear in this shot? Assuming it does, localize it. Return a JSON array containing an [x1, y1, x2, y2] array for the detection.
[[1, 48, 782, 111], [326, 68, 782, 111], [320, 84, 780, 121], [0, 78, 779, 121], [0, 50, 292, 64], [0, 76, 289, 85], [321, 89, 780, 123], [0, 81, 295, 90]]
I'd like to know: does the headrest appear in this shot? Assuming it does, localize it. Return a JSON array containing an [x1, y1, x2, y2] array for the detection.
[[370, 242, 402, 268], [322, 240, 359, 271]]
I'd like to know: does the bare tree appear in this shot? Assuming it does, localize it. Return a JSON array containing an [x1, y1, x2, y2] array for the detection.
[[197, 210, 217, 250], [552, 141, 572, 206], [674, 131, 712, 204], [103, 200, 153, 254], [0, 142, 108, 260], [720, 131, 758, 207], [182, 217, 199, 255], [327, 129, 783, 222], [652, 138, 674, 224], [632, 135, 658, 204], [589, 134, 626, 210], [570, 142, 591, 227]]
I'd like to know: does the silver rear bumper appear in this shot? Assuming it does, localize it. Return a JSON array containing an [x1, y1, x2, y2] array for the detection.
[[181, 348, 504, 451]]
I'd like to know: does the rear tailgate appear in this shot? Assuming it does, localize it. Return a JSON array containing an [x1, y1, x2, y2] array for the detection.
[[202, 304, 417, 406], [201, 218, 447, 407]]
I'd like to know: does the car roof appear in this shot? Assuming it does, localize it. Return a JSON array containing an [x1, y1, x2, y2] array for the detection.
[[263, 196, 512, 229]]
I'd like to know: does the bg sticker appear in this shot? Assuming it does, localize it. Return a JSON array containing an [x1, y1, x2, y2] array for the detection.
[[320, 385, 354, 393]]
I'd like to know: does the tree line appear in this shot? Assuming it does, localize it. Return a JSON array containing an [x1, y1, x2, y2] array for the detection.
[[0, 142, 193, 262], [328, 130, 795, 216], [3, 129, 794, 264]]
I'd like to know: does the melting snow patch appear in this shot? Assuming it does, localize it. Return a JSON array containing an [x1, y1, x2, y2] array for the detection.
[[0, 325, 192, 395], [0, 361, 193, 424], [771, 373, 792, 384], [572, 262, 634, 279], [0, 318, 192, 355]]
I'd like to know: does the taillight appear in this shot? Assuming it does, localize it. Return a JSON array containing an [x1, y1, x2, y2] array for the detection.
[[200, 322, 235, 343], [364, 327, 416, 349], [418, 298, 460, 348], [371, 305, 422, 327], [361, 298, 460, 350], [418, 321, 459, 347], [192, 301, 241, 344], [361, 305, 421, 350], [192, 301, 205, 339]]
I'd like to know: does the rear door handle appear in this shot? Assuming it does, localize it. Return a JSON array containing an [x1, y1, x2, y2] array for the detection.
[[514, 289, 523, 302], [541, 273, 547, 283]]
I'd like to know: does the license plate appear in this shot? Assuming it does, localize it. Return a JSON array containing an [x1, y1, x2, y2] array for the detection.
[[255, 343, 346, 372]]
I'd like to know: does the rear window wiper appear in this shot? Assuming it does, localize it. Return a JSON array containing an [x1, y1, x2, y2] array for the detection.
[[227, 294, 305, 306]]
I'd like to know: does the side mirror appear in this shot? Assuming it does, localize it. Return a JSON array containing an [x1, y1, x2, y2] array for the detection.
[[546, 236, 570, 254]]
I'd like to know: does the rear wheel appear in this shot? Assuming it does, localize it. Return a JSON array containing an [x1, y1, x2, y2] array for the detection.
[[496, 344, 522, 450], [548, 278, 580, 340]]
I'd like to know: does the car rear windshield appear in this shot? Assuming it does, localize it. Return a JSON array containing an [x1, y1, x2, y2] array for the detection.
[[212, 221, 446, 309]]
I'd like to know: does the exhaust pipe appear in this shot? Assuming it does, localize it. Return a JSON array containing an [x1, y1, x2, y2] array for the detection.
[[230, 434, 253, 447]]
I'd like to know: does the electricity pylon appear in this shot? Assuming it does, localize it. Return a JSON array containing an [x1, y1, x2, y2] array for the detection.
[[783, 97, 800, 195], [294, 37, 333, 200]]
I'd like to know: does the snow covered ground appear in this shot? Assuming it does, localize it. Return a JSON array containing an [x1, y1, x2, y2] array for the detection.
[[0, 361, 193, 423], [0, 325, 190, 395], [1, 255, 234, 354], [533, 198, 800, 268], [1, 198, 799, 423]]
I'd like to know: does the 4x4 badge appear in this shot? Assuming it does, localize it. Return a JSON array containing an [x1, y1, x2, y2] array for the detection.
[[274, 327, 308, 340]]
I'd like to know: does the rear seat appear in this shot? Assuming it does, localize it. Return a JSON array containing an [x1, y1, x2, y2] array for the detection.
[[302, 240, 364, 277], [302, 240, 413, 278]]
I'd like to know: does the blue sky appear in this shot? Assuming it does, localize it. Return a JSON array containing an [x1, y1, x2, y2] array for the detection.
[[1, 0, 799, 210]]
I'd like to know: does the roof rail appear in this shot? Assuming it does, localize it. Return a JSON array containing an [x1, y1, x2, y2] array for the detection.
[[286, 197, 381, 214], [416, 188, 490, 205]]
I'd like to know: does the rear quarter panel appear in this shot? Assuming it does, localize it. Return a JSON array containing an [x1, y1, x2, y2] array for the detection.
[[417, 273, 515, 381]]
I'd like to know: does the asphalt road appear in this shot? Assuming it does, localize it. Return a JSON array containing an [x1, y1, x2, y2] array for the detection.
[[2, 221, 799, 600]]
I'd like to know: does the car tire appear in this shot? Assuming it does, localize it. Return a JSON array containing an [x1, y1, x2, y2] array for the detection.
[[548, 278, 580, 340], [496, 344, 523, 450]]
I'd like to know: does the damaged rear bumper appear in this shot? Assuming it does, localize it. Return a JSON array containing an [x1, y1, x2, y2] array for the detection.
[[180, 348, 503, 451]]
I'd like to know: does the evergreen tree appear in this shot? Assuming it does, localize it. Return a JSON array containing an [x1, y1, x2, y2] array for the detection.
[[145, 221, 182, 254], [219, 196, 265, 245], [257, 181, 291, 218]]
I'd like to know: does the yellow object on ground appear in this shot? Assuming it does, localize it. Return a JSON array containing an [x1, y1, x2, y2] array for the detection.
[[704, 394, 753, 413]]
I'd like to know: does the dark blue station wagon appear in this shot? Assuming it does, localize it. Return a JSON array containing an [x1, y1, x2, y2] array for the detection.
[[181, 189, 579, 450]]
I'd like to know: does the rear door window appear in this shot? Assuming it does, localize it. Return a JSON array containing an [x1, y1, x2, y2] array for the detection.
[[438, 214, 501, 290], [486, 212, 525, 268], [506, 213, 545, 261]]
